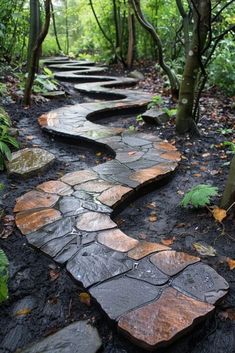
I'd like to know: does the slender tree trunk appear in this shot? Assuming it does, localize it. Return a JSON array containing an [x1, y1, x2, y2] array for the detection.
[[24, 0, 51, 106], [51, 1, 62, 52], [176, 0, 211, 134], [27, 0, 41, 72], [176, 0, 190, 57], [64, 0, 69, 54], [131, 0, 179, 97], [221, 156, 235, 209], [127, 1, 135, 69]]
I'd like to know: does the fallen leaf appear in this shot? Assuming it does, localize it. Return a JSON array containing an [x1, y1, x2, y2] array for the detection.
[[212, 207, 227, 223], [79, 292, 91, 306], [193, 173, 202, 177], [148, 213, 157, 222], [15, 308, 32, 317], [218, 308, 235, 321], [146, 202, 157, 209], [161, 237, 175, 246], [49, 269, 60, 281], [227, 258, 235, 270], [96, 152, 102, 157], [202, 153, 210, 158], [193, 242, 217, 256]]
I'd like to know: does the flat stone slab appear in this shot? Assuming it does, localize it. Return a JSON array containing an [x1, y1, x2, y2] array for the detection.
[[13, 57, 229, 350], [20, 321, 102, 353], [6, 148, 55, 178], [118, 287, 214, 350]]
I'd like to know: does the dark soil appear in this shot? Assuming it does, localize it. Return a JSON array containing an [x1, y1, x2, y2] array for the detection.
[[0, 64, 235, 353]]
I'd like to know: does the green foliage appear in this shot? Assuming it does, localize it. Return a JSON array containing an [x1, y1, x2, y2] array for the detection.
[[209, 38, 235, 96], [147, 95, 163, 109], [181, 184, 219, 208], [0, 107, 19, 170], [163, 107, 177, 117], [222, 141, 235, 153], [0, 249, 9, 304], [217, 128, 233, 136]]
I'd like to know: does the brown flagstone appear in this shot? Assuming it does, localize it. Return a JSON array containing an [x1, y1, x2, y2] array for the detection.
[[118, 287, 214, 350], [14, 191, 59, 213], [160, 151, 181, 162], [75, 179, 115, 193], [76, 211, 116, 232], [154, 141, 177, 151], [37, 180, 73, 196], [15, 209, 62, 235], [38, 112, 58, 128], [61, 170, 97, 186], [128, 241, 170, 260], [98, 229, 139, 252], [150, 250, 200, 276], [129, 164, 175, 184], [97, 185, 133, 207]]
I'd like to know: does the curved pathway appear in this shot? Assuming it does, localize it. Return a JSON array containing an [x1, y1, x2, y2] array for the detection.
[[14, 58, 229, 350]]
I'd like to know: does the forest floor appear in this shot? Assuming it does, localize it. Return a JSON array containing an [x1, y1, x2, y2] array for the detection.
[[0, 61, 234, 353]]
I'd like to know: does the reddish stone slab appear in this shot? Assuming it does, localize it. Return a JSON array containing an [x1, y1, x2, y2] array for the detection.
[[75, 179, 115, 193], [37, 180, 73, 196], [97, 185, 133, 207], [129, 164, 175, 184], [14, 191, 59, 213], [154, 141, 177, 152], [150, 250, 200, 276], [118, 287, 214, 350], [61, 170, 97, 186], [15, 209, 62, 235], [98, 229, 139, 252], [76, 211, 116, 232], [160, 151, 181, 162], [128, 241, 170, 260]]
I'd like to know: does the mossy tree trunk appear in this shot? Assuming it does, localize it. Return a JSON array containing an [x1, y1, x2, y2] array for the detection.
[[127, 0, 135, 69], [221, 156, 235, 209], [24, 0, 51, 106], [176, 0, 210, 134]]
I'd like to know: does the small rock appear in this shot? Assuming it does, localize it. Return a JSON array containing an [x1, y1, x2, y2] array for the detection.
[[19, 321, 102, 353], [142, 108, 169, 125], [6, 148, 55, 178], [128, 70, 144, 80], [8, 128, 19, 137]]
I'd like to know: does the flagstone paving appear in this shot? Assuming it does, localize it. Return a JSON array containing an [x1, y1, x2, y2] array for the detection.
[[14, 58, 229, 350]]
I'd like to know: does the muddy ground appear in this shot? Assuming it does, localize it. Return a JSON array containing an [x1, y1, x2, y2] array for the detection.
[[0, 63, 235, 353]]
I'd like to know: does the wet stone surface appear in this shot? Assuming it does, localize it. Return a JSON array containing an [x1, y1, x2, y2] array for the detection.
[[12, 57, 230, 351], [20, 321, 102, 353], [6, 148, 55, 178]]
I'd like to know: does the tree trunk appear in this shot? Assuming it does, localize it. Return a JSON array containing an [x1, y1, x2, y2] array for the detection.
[[64, 0, 69, 55], [176, 0, 210, 134], [24, 0, 51, 106], [127, 1, 135, 69], [27, 0, 41, 72], [131, 0, 179, 97], [221, 156, 235, 209], [51, 1, 62, 52]]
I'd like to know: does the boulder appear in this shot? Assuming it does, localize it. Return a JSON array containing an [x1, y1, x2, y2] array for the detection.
[[6, 148, 55, 178], [142, 108, 170, 125], [128, 70, 145, 80]]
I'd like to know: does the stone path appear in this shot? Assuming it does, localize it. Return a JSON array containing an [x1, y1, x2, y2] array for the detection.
[[14, 57, 229, 350]]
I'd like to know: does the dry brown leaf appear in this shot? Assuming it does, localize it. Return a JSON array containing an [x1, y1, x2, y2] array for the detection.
[[146, 202, 157, 209], [148, 213, 157, 222], [227, 258, 235, 270], [161, 237, 175, 246], [128, 151, 136, 156], [193, 173, 202, 177], [15, 308, 32, 317], [212, 207, 227, 223], [219, 308, 235, 321], [79, 292, 91, 306], [49, 269, 60, 281]]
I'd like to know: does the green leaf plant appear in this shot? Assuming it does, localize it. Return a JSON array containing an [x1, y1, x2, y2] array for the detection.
[[181, 184, 219, 208], [0, 249, 9, 304]]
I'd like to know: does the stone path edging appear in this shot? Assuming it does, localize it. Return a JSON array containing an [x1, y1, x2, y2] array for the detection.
[[14, 57, 229, 350]]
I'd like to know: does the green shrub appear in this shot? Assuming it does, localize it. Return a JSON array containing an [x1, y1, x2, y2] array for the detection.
[[0, 249, 9, 304], [209, 38, 235, 96]]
